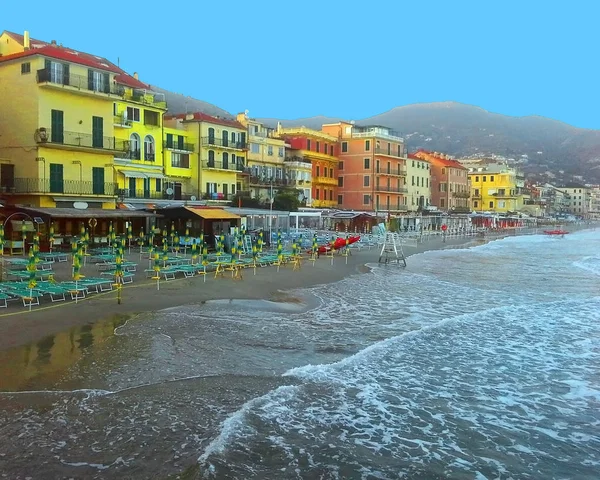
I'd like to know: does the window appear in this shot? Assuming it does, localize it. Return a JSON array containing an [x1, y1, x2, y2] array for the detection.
[[339, 161, 344, 170], [278, 147, 284, 157], [338, 195, 343, 205], [490, 175, 495, 182], [144, 110, 159, 126], [489, 201, 494, 208], [156, 179, 162, 192], [251, 143, 260, 153], [129, 133, 141, 159], [316, 141, 320, 153], [89, 70, 108, 93], [21, 62, 30, 74], [92, 116, 103, 148], [330, 146, 334, 155], [364, 158, 370, 169], [50, 109, 64, 143], [307, 139, 311, 150], [365, 140, 370, 151], [329, 190, 333, 201], [172, 153, 190, 168], [315, 189, 320, 200], [474, 201, 478, 208], [329, 168, 333, 177], [48, 60, 65, 84], [127, 106, 140, 122], [144, 135, 155, 161], [398, 145, 402, 157], [342, 142, 348, 153], [208, 127, 215, 144], [440, 199, 445, 208], [363, 194, 370, 205], [364, 176, 370, 187], [208, 150, 215, 167], [483, 176, 487, 182], [316, 166, 320, 177], [267, 145, 273, 156], [338, 177, 344, 187]]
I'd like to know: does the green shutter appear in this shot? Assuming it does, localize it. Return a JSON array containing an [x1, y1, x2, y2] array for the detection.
[[177, 135, 184, 150], [62, 63, 69, 85], [49, 163, 64, 193], [92, 167, 104, 195], [166, 133, 173, 148], [50, 110, 64, 143], [92, 116, 103, 148], [103, 73, 109, 93], [88, 69, 94, 90]]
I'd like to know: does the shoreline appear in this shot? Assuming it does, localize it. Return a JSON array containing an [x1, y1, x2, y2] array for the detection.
[[1, 225, 594, 354]]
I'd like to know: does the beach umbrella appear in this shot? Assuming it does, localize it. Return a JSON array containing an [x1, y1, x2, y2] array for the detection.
[[127, 223, 133, 253], [174, 232, 180, 256], [71, 238, 78, 264], [48, 223, 54, 252], [108, 222, 114, 251], [21, 221, 27, 255], [237, 232, 243, 259], [184, 228, 190, 256], [114, 245, 124, 284], [26, 249, 37, 310], [191, 239, 198, 265], [72, 247, 82, 304], [0, 222, 4, 280], [202, 244, 208, 265], [170, 222, 176, 247], [153, 251, 161, 290], [276, 231, 283, 265], [312, 234, 318, 257], [252, 242, 258, 274], [32, 232, 40, 264], [218, 234, 225, 257], [147, 242, 154, 269], [162, 237, 169, 267], [138, 228, 145, 260], [258, 231, 263, 253]]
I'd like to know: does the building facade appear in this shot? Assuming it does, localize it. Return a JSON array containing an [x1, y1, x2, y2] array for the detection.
[[321, 122, 407, 213], [560, 184, 591, 217], [275, 126, 338, 208], [465, 163, 524, 213], [413, 151, 470, 212], [406, 154, 431, 211], [164, 113, 247, 203], [236, 112, 287, 201]]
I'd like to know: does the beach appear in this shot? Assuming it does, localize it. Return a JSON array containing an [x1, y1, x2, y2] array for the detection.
[[0, 234, 481, 352]]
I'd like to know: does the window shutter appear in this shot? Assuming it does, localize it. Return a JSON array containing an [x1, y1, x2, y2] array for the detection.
[[88, 69, 94, 90], [103, 73, 109, 93]]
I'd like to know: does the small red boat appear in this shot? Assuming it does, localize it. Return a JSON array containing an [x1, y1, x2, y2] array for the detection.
[[543, 230, 569, 236], [309, 236, 361, 254]]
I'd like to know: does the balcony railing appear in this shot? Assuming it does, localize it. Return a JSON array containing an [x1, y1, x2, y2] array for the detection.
[[202, 160, 243, 171], [114, 114, 133, 127], [201, 137, 247, 150], [202, 193, 233, 201], [115, 149, 141, 161], [6, 178, 117, 196], [35, 129, 127, 152], [374, 185, 408, 193], [352, 130, 404, 142], [249, 176, 289, 187], [374, 147, 405, 158], [313, 176, 338, 186], [284, 155, 312, 165], [376, 166, 407, 176], [164, 141, 195, 152], [453, 191, 470, 198], [118, 189, 166, 200], [126, 90, 167, 109], [37, 68, 124, 96]]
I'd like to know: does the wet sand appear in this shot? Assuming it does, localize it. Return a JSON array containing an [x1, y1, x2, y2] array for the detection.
[[0, 235, 484, 352]]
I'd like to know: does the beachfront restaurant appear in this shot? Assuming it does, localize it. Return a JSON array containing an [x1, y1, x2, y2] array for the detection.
[[151, 205, 241, 239], [224, 207, 291, 234], [0, 206, 158, 253]]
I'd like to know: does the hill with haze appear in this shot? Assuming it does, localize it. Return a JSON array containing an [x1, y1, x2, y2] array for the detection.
[[258, 102, 600, 184]]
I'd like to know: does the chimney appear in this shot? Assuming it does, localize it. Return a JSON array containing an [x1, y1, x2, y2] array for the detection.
[[23, 31, 30, 50], [133, 72, 139, 80]]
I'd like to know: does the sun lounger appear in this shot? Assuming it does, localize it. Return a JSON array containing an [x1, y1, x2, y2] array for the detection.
[[0, 292, 10, 307]]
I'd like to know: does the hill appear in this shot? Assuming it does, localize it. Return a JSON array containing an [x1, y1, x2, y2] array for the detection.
[[258, 102, 600, 184]]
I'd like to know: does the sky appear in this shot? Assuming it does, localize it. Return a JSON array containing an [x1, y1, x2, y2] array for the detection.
[[3, 0, 597, 128]]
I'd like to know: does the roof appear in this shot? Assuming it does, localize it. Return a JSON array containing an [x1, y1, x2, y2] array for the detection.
[[184, 207, 241, 220], [17, 206, 158, 218], [0, 31, 148, 90], [413, 150, 467, 169], [166, 112, 245, 129]]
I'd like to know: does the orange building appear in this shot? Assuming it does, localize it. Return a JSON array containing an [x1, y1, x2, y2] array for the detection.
[[413, 150, 470, 212], [322, 122, 408, 213], [275, 125, 339, 208]]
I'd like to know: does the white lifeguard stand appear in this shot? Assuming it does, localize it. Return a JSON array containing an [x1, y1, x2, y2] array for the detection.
[[378, 233, 407, 266]]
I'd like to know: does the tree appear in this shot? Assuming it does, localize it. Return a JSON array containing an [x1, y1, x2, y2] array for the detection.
[[273, 188, 303, 212]]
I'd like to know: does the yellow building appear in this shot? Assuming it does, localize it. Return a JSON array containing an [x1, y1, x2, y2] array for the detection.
[[165, 113, 247, 203], [0, 30, 157, 209], [236, 112, 287, 201], [112, 79, 169, 202], [465, 162, 525, 212]]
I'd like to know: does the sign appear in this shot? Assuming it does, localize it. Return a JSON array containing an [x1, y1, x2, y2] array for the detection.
[[73, 201, 89, 210]]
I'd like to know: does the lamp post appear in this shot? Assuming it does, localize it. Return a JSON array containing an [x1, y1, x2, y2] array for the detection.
[[72, 160, 82, 193]]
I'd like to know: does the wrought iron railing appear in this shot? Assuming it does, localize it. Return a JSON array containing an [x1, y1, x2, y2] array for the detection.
[[37, 68, 124, 96], [35, 129, 127, 151], [8, 178, 117, 195], [201, 137, 247, 149], [374, 185, 409, 193], [164, 141, 195, 152], [202, 160, 242, 171]]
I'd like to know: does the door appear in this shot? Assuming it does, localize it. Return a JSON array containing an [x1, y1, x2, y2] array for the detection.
[[143, 178, 150, 198], [174, 182, 182, 200], [166, 133, 173, 148], [128, 177, 136, 198], [177, 135, 184, 150], [51, 109, 64, 143], [222, 152, 229, 170], [222, 130, 228, 147], [222, 183, 228, 200], [0, 164, 15, 191], [92, 167, 104, 195], [92, 116, 104, 148], [49, 163, 64, 193], [208, 128, 215, 145]]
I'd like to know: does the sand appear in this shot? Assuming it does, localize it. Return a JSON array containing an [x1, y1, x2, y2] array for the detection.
[[0, 234, 493, 352]]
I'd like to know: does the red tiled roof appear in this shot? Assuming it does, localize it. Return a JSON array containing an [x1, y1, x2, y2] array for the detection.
[[413, 150, 467, 169], [166, 112, 245, 129], [0, 31, 149, 90]]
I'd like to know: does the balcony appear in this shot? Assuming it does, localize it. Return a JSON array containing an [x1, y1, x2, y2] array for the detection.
[[249, 176, 289, 187], [201, 137, 247, 150], [453, 191, 470, 198], [374, 147, 405, 158], [376, 166, 407, 176], [6, 178, 117, 196], [113, 114, 133, 128], [313, 176, 338, 186], [37, 68, 124, 97], [164, 141, 195, 152], [284, 155, 312, 165], [492, 191, 518, 198], [35, 129, 128, 153], [125, 90, 167, 109], [202, 160, 243, 172], [374, 185, 408, 193], [288, 178, 311, 186], [115, 149, 141, 161], [202, 193, 233, 201], [118, 189, 166, 200], [352, 128, 403, 142]]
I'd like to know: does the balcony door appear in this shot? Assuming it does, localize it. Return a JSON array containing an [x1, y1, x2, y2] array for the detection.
[[222, 184, 228, 199], [222, 130, 228, 147], [143, 178, 150, 198], [51, 109, 64, 143], [208, 128, 215, 145], [92, 116, 104, 148], [92, 167, 104, 195], [128, 177, 136, 198], [223, 152, 229, 170], [49, 163, 64, 193]]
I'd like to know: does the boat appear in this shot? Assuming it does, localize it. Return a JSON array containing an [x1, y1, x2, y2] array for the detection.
[[309, 236, 361, 254], [543, 229, 569, 236]]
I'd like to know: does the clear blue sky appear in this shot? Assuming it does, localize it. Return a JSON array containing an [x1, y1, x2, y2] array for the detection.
[[3, 0, 596, 128]]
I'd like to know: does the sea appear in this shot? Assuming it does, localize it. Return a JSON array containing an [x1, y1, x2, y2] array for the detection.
[[1, 230, 600, 479]]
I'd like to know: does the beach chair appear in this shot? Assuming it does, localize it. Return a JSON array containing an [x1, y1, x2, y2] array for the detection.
[[0, 292, 10, 307]]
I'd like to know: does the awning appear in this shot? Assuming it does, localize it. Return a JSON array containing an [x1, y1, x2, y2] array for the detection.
[[119, 170, 147, 179], [185, 207, 241, 220], [17, 206, 158, 219], [144, 172, 165, 179]]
